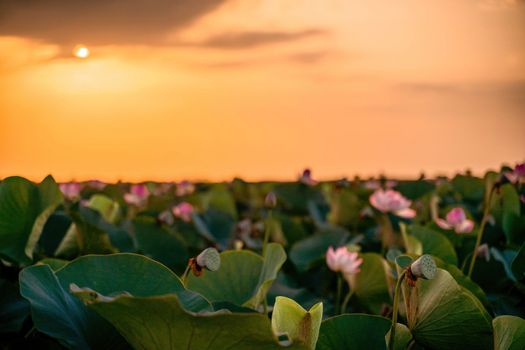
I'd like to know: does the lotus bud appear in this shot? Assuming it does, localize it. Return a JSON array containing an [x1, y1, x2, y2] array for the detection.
[[196, 247, 221, 272], [234, 239, 244, 250], [265, 192, 277, 208], [409, 254, 436, 280]]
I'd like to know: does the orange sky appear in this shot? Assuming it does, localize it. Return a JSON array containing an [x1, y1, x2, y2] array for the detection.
[[1, 0, 524, 182]]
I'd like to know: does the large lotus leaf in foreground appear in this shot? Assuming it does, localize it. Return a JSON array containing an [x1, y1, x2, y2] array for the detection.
[[316, 314, 391, 350], [403, 269, 493, 349], [187, 243, 286, 309], [0, 176, 62, 264], [73, 290, 307, 350], [20, 264, 127, 350], [19, 254, 210, 349]]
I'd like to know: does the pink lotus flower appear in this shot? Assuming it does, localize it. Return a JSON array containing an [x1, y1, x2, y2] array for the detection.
[[124, 184, 150, 206], [59, 182, 81, 200], [172, 202, 194, 222], [299, 168, 318, 186], [504, 163, 525, 184], [435, 207, 474, 234], [176, 181, 195, 197], [326, 246, 363, 276], [369, 189, 416, 218]]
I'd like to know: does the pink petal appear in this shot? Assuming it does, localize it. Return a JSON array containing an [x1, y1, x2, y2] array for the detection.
[[435, 218, 452, 230], [455, 219, 474, 234], [370, 190, 388, 212], [505, 172, 518, 184], [394, 208, 416, 219], [326, 247, 336, 270], [446, 208, 466, 226]]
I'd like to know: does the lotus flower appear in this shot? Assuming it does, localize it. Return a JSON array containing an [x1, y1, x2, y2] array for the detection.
[[326, 246, 363, 276], [435, 207, 474, 234], [59, 182, 81, 200], [299, 168, 318, 186], [124, 184, 150, 206], [176, 181, 195, 197], [265, 192, 277, 208], [369, 189, 416, 218], [172, 202, 193, 222], [504, 163, 525, 184]]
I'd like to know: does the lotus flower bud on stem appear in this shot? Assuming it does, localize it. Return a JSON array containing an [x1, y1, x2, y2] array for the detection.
[[409, 254, 437, 280], [265, 192, 277, 208]]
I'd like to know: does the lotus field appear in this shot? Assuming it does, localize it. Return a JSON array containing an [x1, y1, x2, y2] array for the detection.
[[1, 165, 525, 350]]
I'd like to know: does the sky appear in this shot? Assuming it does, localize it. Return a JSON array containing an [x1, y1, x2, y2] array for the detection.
[[0, 0, 524, 182]]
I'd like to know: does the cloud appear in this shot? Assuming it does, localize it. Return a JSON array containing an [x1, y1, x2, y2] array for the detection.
[[0, 0, 227, 46], [184, 29, 327, 49], [398, 83, 459, 93], [288, 50, 333, 64], [398, 80, 525, 107]]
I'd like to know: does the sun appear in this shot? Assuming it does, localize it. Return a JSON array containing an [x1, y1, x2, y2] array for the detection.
[[73, 45, 90, 59]]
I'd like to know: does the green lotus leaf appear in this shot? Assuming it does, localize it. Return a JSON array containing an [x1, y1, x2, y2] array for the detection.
[[73, 290, 306, 350], [0, 279, 29, 334], [316, 314, 391, 350], [403, 269, 493, 349], [512, 243, 525, 280], [0, 176, 62, 265], [409, 225, 458, 265], [289, 228, 349, 272], [20, 264, 127, 350], [271, 296, 322, 350], [133, 217, 188, 272], [451, 175, 484, 202], [350, 253, 391, 314], [493, 315, 525, 350], [86, 194, 121, 224], [385, 323, 413, 350], [19, 254, 211, 349], [187, 243, 285, 309]]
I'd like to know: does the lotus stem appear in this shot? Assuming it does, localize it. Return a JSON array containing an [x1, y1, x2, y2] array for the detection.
[[389, 270, 406, 350], [467, 185, 496, 278], [181, 264, 191, 286], [341, 289, 354, 314], [335, 275, 343, 315], [262, 210, 273, 256]]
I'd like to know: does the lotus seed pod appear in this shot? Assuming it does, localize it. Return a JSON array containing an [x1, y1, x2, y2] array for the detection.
[[265, 192, 277, 208], [410, 254, 437, 280], [196, 247, 221, 271]]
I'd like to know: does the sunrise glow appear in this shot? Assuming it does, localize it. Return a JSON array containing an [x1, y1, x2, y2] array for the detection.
[[0, 0, 523, 182], [73, 45, 90, 59]]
